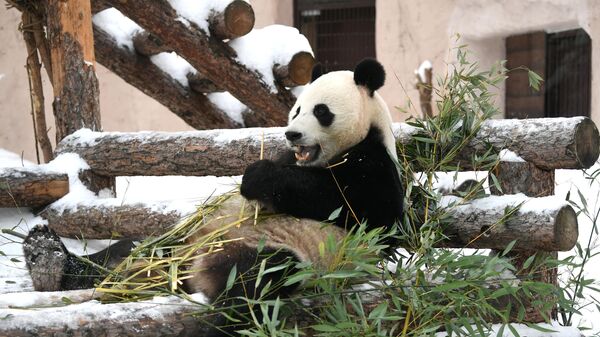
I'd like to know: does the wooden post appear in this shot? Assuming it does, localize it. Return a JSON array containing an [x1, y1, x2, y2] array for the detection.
[[46, 0, 100, 141], [46, 0, 114, 193], [489, 161, 559, 322]]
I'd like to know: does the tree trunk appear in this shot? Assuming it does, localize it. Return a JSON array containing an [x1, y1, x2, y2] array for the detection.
[[103, 0, 293, 126], [94, 26, 240, 129], [273, 51, 315, 87], [0, 168, 69, 208]]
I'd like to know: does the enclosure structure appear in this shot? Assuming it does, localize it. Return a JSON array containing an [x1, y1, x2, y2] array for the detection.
[[1, 0, 600, 336]]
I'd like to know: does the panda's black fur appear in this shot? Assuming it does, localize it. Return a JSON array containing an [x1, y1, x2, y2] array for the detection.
[[22, 59, 404, 336], [241, 125, 403, 237]]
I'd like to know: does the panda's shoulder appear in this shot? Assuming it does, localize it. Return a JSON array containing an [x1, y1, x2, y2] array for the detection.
[[342, 127, 394, 169]]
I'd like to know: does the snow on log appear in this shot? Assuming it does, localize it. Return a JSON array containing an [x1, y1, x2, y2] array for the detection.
[[466, 117, 599, 169], [42, 194, 577, 251], [104, 0, 293, 126], [0, 295, 213, 337], [93, 26, 240, 129], [42, 201, 190, 239], [440, 195, 578, 251], [0, 168, 69, 208], [55, 117, 600, 178]]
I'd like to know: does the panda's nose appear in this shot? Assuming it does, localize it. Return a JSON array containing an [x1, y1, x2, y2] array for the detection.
[[285, 131, 303, 141]]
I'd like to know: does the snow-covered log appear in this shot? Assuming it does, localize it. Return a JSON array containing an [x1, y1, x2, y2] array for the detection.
[[103, 0, 293, 126], [464, 117, 599, 170], [0, 168, 69, 208], [42, 202, 188, 239], [93, 26, 240, 129], [42, 195, 577, 252], [55, 117, 599, 177], [440, 195, 577, 251], [0, 294, 212, 337], [185, 51, 315, 93]]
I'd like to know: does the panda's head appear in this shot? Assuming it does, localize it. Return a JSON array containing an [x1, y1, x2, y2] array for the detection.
[[285, 59, 396, 166]]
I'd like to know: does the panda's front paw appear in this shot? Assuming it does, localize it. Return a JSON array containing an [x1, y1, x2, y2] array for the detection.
[[241, 160, 277, 201]]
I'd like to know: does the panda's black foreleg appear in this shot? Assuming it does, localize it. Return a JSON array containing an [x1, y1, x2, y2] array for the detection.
[[197, 244, 301, 336], [23, 225, 134, 291]]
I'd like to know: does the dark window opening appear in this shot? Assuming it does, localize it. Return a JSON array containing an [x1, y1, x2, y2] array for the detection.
[[505, 28, 591, 119], [294, 0, 376, 72]]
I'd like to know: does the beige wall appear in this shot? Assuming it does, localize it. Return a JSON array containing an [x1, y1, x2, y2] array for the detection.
[[1, 1, 598, 162]]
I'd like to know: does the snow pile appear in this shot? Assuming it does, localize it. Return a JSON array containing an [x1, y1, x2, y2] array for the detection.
[[499, 149, 526, 162], [415, 60, 432, 82], [440, 193, 568, 213], [230, 25, 313, 92], [167, 0, 239, 35], [149, 52, 196, 87], [92, 8, 142, 50], [207, 92, 246, 125]]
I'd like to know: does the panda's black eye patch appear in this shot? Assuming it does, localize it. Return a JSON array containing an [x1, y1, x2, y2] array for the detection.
[[292, 106, 301, 120], [313, 104, 334, 127]]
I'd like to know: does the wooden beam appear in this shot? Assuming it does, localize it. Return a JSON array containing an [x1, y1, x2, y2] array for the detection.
[[209, 0, 254, 40], [273, 51, 315, 87], [42, 195, 578, 251], [46, 0, 101, 142], [104, 0, 292, 126], [42, 203, 184, 239], [55, 118, 600, 177], [93, 26, 240, 129], [0, 168, 69, 208]]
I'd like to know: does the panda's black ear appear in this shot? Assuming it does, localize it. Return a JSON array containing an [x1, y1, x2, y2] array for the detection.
[[311, 63, 324, 82], [354, 58, 385, 96]]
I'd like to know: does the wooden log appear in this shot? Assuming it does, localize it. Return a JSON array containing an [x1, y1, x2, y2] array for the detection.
[[465, 117, 599, 170], [0, 168, 69, 208], [132, 31, 172, 56], [209, 0, 254, 40], [440, 195, 577, 251], [103, 0, 292, 126], [273, 51, 315, 87], [490, 161, 555, 197], [0, 295, 210, 337], [42, 203, 186, 239], [187, 72, 224, 93], [55, 117, 600, 177], [489, 160, 560, 322], [93, 26, 240, 129], [42, 195, 578, 251], [46, 0, 101, 143]]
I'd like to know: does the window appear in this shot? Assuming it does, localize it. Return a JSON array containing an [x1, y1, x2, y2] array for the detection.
[[294, 0, 376, 72], [505, 29, 591, 119]]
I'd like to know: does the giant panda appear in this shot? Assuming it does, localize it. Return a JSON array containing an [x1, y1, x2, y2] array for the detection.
[[23, 59, 403, 335]]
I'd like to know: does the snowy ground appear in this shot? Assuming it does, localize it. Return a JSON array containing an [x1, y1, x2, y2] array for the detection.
[[0, 148, 596, 336]]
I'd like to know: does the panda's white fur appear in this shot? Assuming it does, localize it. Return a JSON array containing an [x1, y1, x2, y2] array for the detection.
[[286, 71, 398, 167]]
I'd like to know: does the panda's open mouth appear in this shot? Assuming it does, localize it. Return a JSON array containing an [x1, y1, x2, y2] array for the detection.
[[293, 145, 321, 163]]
